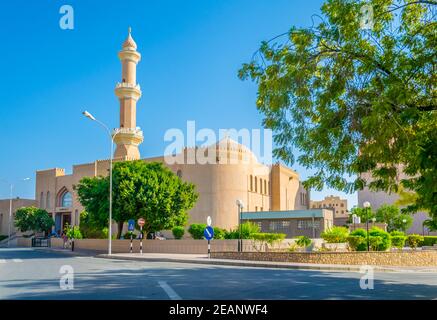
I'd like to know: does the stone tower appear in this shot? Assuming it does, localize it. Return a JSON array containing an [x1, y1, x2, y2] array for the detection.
[[113, 27, 144, 160]]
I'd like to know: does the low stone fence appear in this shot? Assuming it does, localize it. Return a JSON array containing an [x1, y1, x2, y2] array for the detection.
[[18, 238, 269, 254], [17, 237, 324, 254], [210, 251, 437, 267]]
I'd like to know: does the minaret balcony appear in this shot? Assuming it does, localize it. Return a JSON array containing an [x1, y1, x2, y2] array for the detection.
[[112, 128, 144, 146], [115, 82, 142, 100]]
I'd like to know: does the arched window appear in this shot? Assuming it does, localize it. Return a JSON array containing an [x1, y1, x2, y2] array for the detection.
[[61, 192, 73, 208], [264, 180, 267, 195], [255, 177, 257, 192], [250, 175, 253, 191], [260, 179, 263, 194], [40, 192, 44, 209], [46, 191, 50, 209]]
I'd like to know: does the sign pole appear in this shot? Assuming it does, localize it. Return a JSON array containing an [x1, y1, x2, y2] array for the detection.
[[208, 239, 211, 259], [130, 232, 133, 254], [140, 225, 143, 255]]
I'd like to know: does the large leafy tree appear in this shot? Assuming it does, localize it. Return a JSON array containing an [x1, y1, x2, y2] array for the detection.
[[239, 0, 436, 218], [375, 204, 413, 231], [75, 161, 198, 238], [15, 206, 54, 233]]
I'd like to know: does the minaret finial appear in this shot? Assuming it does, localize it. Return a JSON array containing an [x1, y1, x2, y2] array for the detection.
[[128, 26, 132, 34]]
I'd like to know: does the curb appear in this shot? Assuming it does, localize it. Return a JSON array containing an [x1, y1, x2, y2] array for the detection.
[[96, 254, 437, 273]]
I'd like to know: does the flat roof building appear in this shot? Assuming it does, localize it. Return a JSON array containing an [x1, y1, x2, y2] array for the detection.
[[241, 209, 334, 238]]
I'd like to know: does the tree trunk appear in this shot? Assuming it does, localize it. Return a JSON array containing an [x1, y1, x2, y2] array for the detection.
[[117, 221, 124, 239]]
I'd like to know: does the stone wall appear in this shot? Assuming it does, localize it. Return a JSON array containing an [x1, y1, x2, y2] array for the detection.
[[211, 251, 437, 267]]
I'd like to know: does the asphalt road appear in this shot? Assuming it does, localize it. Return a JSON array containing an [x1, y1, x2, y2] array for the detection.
[[1, 248, 436, 300]]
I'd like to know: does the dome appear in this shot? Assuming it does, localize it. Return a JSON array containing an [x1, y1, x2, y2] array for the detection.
[[122, 27, 137, 50]]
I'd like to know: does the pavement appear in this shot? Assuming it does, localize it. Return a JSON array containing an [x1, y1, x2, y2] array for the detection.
[[1, 247, 437, 300]]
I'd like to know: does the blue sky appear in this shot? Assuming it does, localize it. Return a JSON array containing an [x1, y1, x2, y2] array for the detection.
[[0, 0, 357, 208]]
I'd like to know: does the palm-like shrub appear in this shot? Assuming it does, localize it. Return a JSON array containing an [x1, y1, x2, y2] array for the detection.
[[295, 236, 312, 249], [406, 234, 424, 249]]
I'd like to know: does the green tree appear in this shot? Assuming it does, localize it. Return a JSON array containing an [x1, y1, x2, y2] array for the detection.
[[75, 161, 198, 239], [239, 0, 437, 219], [349, 206, 375, 223], [15, 206, 54, 233], [375, 204, 413, 232]]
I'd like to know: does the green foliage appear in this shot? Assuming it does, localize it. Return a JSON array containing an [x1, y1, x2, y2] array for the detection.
[[375, 205, 413, 232], [391, 236, 406, 249], [368, 227, 391, 251], [188, 224, 207, 239], [123, 232, 137, 239], [14, 206, 54, 233], [65, 225, 83, 239], [239, 0, 437, 219], [79, 211, 107, 239], [321, 226, 349, 243], [225, 222, 261, 239], [347, 235, 366, 251], [406, 234, 424, 249], [251, 233, 286, 251], [295, 235, 312, 248], [350, 228, 367, 237], [422, 236, 437, 247], [213, 227, 226, 240], [75, 161, 198, 238], [350, 207, 375, 223], [390, 230, 405, 237], [172, 226, 185, 239], [423, 219, 437, 232]]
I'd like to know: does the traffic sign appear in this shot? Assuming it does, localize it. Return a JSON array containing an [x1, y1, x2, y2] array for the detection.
[[128, 219, 135, 232], [207, 216, 212, 227], [137, 218, 145, 227], [204, 226, 214, 240]]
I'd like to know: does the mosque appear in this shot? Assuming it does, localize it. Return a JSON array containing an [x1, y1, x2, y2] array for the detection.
[[34, 29, 311, 235]]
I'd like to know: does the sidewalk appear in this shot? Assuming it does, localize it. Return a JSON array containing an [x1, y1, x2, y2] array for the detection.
[[97, 252, 437, 273]]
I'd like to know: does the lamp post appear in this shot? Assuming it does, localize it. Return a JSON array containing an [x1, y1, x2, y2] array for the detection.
[[236, 199, 244, 252], [363, 201, 371, 251], [402, 218, 407, 233], [0, 177, 31, 247], [82, 110, 120, 255]]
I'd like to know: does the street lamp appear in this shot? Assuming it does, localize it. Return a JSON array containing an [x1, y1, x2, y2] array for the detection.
[[402, 219, 407, 232], [82, 110, 120, 255], [0, 177, 31, 247], [363, 201, 371, 251], [236, 199, 244, 252]]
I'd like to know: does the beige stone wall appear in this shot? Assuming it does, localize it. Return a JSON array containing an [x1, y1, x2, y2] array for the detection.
[[0, 199, 38, 235], [212, 251, 437, 266]]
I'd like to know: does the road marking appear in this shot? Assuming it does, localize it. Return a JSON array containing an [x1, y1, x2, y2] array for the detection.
[[158, 281, 182, 300], [12, 259, 23, 263]]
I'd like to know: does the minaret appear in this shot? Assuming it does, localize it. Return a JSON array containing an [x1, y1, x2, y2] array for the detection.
[[113, 27, 143, 160]]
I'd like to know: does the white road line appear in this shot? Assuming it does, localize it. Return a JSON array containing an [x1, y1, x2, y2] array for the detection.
[[12, 259, 23, 263], [158, 281, 182, 300]]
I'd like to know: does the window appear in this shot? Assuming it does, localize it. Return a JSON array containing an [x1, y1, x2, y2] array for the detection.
[[61, 192, 73, 208], [298, 220, 320, 230], [255, 178, 257, 192], [264, 180, 267, 195], [46, 191, 50, 209], [269, 220, 291, 231], [340, 203, 344, 207], [250, 175, 253, 191], [40, 192, 44, 209], [259, 179, 262, 194]]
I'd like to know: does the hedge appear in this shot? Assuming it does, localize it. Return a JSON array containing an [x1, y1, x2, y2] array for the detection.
[[422, 236, 437, 246]]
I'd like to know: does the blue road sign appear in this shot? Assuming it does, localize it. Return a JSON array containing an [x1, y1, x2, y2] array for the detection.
[[128, 219, 135, 232], [204, 226, 214, 240]]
